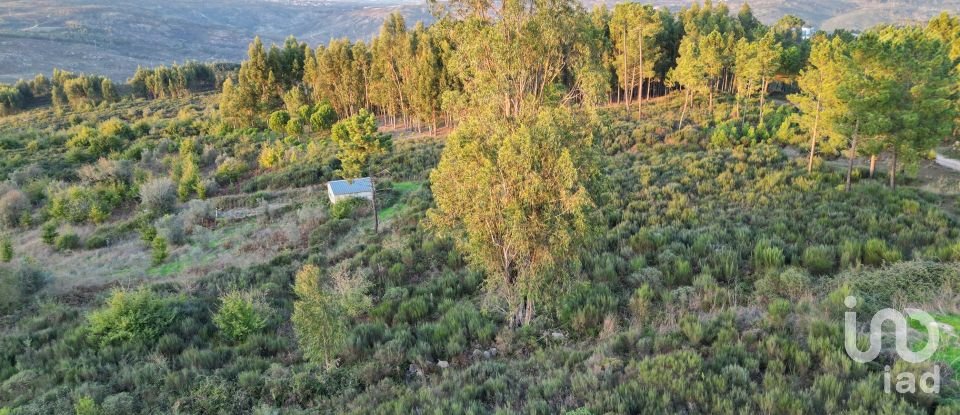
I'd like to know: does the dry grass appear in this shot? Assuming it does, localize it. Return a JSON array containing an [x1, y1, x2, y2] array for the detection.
[[13, 189, 327, 295]]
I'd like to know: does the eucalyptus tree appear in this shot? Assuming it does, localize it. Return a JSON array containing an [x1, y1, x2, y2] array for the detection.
[[446, 0, 605, 121], [609, 3, 665, 116], [429, 0, 601, 327], [429, 109, 595, 327]]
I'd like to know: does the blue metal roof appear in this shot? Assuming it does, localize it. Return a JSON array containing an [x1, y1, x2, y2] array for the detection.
[[327, 177, 373, 195]]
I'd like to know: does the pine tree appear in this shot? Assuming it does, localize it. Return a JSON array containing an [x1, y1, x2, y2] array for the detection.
[[669, 36, 709, 128], [151, 235, 168, 266], [331, 109, 392, 232], [789, 36, 850, 173], [41, 221, 58, 245], [879, 27, 957, 188], [1, 236, 13, 263], [735, 33, 782, 124]]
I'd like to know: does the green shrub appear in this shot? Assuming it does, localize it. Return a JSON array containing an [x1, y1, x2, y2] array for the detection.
[[292, 264, 360, 365], [839, 261, 960, 312], [0, 264, 45, 315], [84, 234, 108, 249], [213, 291, 269, 342], [839, 240, 861, 269], [0, 237, 11, 262], [767, 299, 792, 328], [268, 110, 291, 133], [863, 238, 901, 266], [558, 283, 618, 338], [330, 197, 367, 220], [101, 392, 136, 415], [41, 221, 58, 245], [709, 247, 739, 282], [426, 302, 495, 357], [802, 245, 835, 275], [87, 288, 177, 346], [629, 283, 655, 324], [74, 396, 101, 415], [55, 232, 81, 251], [310, 102, 338, 131], [679, 315, 703, 344], [49, 184, 122, 224], [214, 157, 249, 184], [285, 117, 303, 136], [753, 239, 784, 272], [151, 235, 168, 266], [754, 267, 811, 303], [396, 296, 430, 324]]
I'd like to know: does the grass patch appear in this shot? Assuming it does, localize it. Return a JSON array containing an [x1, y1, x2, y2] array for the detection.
[[380, 181, 421, 220], [392, 181, 420, 193], [909, 313, 960, 372], [147, 256, 188, 277]]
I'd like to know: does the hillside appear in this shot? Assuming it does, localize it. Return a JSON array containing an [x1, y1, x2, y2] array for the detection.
[[2, 1, 960, 413], [585, 0, 960, 30]]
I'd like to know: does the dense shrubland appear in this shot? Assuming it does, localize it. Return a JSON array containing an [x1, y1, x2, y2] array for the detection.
[[0, 0, 959, 414], [0, 91, 954, 412]]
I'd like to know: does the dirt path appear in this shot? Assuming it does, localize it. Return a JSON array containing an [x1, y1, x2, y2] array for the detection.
[[935, 153, 960, 172]]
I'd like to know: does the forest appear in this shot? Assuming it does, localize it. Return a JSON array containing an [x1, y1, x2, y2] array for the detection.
[[1, 0, 960, 413]]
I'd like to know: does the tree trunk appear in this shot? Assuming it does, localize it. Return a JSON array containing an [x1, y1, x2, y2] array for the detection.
[[622, 25, 629, 109], [807, 101, 821, 173], [845, 119, 860, 192], [638, 25, 644, 119], [371, 174, 379, 233], [678, 89, 690, 129], [523, 296, 534, 325], [758, 78, 767, 126], [889, 148, 898, 189], [869, 154, 877, 178], [709, 82, 714, 116]]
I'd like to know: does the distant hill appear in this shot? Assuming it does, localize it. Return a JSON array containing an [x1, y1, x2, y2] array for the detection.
[[611, 0, 960, 30], [1, 0, 959, 83], [0, 0, 432, 83]]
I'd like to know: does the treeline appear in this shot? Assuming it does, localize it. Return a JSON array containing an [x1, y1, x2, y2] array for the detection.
[[221, 0, 960, 189], [0, 76, 49, 116], [219, 1, 816, 133], [0, 70, 118, 116], [128, 62, 237, 99], [791, 21, 957, 189], [0, 62, 235, 117]]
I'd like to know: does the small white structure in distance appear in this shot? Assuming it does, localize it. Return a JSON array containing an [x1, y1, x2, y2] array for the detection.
[[326, 177, 373, 204]]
